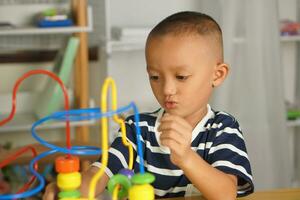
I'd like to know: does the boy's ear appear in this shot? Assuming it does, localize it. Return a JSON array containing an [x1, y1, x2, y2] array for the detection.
[[212, 63, 229, 87]]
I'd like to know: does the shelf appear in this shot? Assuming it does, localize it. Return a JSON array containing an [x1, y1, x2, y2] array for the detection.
[[286, 119, 300, 127], [106, 39, 146, 53], [0, 6, 93, 36], [0, 46, 99, 63], [0, 112, 97, 133], [0, 91, 97, 133], [105, 35, 300, 53], [104, 37, 249, 53], [0, 0, 69, 5], [0, 141, 99, 165], [280, 35, 300, 42]]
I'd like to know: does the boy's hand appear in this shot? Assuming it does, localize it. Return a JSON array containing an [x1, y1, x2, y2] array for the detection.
[[42, 182, 58, 200], [158, 113, 193, 167]]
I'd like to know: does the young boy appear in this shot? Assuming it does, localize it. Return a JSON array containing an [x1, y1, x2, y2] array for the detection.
[[43, 11, 254, 200]]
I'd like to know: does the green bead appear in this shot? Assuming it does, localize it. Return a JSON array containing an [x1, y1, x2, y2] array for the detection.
[[107, 174, 131, 198], [58, 190, 81, 198], [131, 173, 155, 185]]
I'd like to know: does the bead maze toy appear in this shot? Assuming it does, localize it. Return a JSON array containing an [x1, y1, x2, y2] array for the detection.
[[0, 69, 155, 200]]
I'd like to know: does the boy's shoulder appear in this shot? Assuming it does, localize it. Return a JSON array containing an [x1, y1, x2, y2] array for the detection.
[[207, 108, 241, 131]]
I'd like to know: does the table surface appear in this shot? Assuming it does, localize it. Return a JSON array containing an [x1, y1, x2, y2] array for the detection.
[[159, 188, 300, 200]]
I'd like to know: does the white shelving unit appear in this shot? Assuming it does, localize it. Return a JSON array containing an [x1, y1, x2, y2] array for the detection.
[[278, 0, 300, 187], [280, 35, 300, 128], [0, 6, 93, 36], [0, 0, 93, 141]]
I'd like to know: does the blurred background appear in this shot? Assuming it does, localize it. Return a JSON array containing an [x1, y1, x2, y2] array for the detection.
[[0, 0, 299, 195]]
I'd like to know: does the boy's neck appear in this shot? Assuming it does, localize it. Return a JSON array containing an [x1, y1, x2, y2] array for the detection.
[[185, 106, 208, 129]]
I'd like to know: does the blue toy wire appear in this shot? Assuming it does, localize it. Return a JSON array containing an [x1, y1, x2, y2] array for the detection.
[[32, 102, 145, 173], [0, 102, 145, 199], [132, 103, 145, 174], [0, 150, 53, 199]]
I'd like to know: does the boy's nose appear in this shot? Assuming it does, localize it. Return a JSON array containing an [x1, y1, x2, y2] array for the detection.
[[163, 80, 176, 96]]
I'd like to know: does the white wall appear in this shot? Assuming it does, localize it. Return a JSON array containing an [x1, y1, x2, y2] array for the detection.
[[110, 0, 201, 27]]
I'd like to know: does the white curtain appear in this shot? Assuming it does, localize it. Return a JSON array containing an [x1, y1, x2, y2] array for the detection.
[[200, 0, 292, 190]]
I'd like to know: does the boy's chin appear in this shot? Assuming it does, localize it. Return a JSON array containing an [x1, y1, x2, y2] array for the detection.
[[163, 108, 182, 116]]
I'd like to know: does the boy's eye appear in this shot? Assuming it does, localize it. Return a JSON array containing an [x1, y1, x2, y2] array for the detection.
[[149, 75, 159, 81], [176, 75, 189, 80]]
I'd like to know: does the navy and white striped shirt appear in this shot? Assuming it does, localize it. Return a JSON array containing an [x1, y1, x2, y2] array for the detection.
[[93, 105, 254, 198]]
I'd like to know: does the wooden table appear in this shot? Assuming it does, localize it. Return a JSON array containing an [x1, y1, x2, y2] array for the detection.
[[159, 188, 300, 200]]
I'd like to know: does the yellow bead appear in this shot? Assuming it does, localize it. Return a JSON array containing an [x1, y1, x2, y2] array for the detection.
[[128, 184, 154, 200], [57, 172, 81, 191]]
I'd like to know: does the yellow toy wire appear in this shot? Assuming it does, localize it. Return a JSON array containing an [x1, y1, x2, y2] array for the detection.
[[88, 77, 134, 200], [112, 184, 120, 200], [112, 111, 134, 170]]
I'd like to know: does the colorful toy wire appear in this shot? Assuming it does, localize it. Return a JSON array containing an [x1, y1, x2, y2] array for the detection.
[[0, 70, 147, 199], [0, 69, 71, 199]]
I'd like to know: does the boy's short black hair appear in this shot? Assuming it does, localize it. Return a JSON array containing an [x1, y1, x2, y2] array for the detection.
[[147, 11, 223, 60], [149, 11, 222, 36]]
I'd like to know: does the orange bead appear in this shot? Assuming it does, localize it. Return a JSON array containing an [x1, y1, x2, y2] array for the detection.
[[55, 156, 80, 173]]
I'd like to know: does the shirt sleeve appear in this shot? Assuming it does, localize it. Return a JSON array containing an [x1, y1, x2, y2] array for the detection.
[[207, 116, 254, 197], [94, 116, 137, 178]]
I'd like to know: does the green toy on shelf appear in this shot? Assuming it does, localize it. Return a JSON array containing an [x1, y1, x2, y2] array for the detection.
[[34, 37, 79, 119], [287, 110, 300, 120]]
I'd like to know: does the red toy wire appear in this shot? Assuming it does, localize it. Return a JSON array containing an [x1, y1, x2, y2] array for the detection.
[[0, 69, 71, 193], [0, 146, 38, 195], [0, 69, 71, 197], [0, 69, 71, 149]]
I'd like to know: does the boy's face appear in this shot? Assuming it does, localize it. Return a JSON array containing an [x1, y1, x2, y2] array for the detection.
[[146, 34, 221, 124]]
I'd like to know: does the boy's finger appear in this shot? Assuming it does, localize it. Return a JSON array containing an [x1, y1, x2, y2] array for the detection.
[[160, 113, 192, 130], [43, 182, 58, 200]]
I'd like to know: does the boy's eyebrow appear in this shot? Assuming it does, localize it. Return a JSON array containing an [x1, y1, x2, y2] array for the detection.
[[146, 66, 156, 71], [147, 65, 190, 70]]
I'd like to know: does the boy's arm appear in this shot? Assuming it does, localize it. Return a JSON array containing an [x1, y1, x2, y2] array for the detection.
[[159, 113, 237, 200], [180, 150, 237, 200], [43, 166, 109, 200]]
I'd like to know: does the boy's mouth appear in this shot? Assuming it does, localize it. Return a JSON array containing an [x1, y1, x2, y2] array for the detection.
[[164, 101, 177, 109]]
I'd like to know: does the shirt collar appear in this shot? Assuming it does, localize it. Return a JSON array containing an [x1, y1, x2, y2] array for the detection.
[[191, 104, 214, 142]]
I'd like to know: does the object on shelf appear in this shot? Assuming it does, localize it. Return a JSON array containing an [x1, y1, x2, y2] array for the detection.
[[285, 101, 300, 120], [34, 37, 79, 119], [0, 22, 15, 30], [36, 8, 74, 28], [280, 19, 300, 36], [111, 26, 152, 42], [287, 110, 300, 120]]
